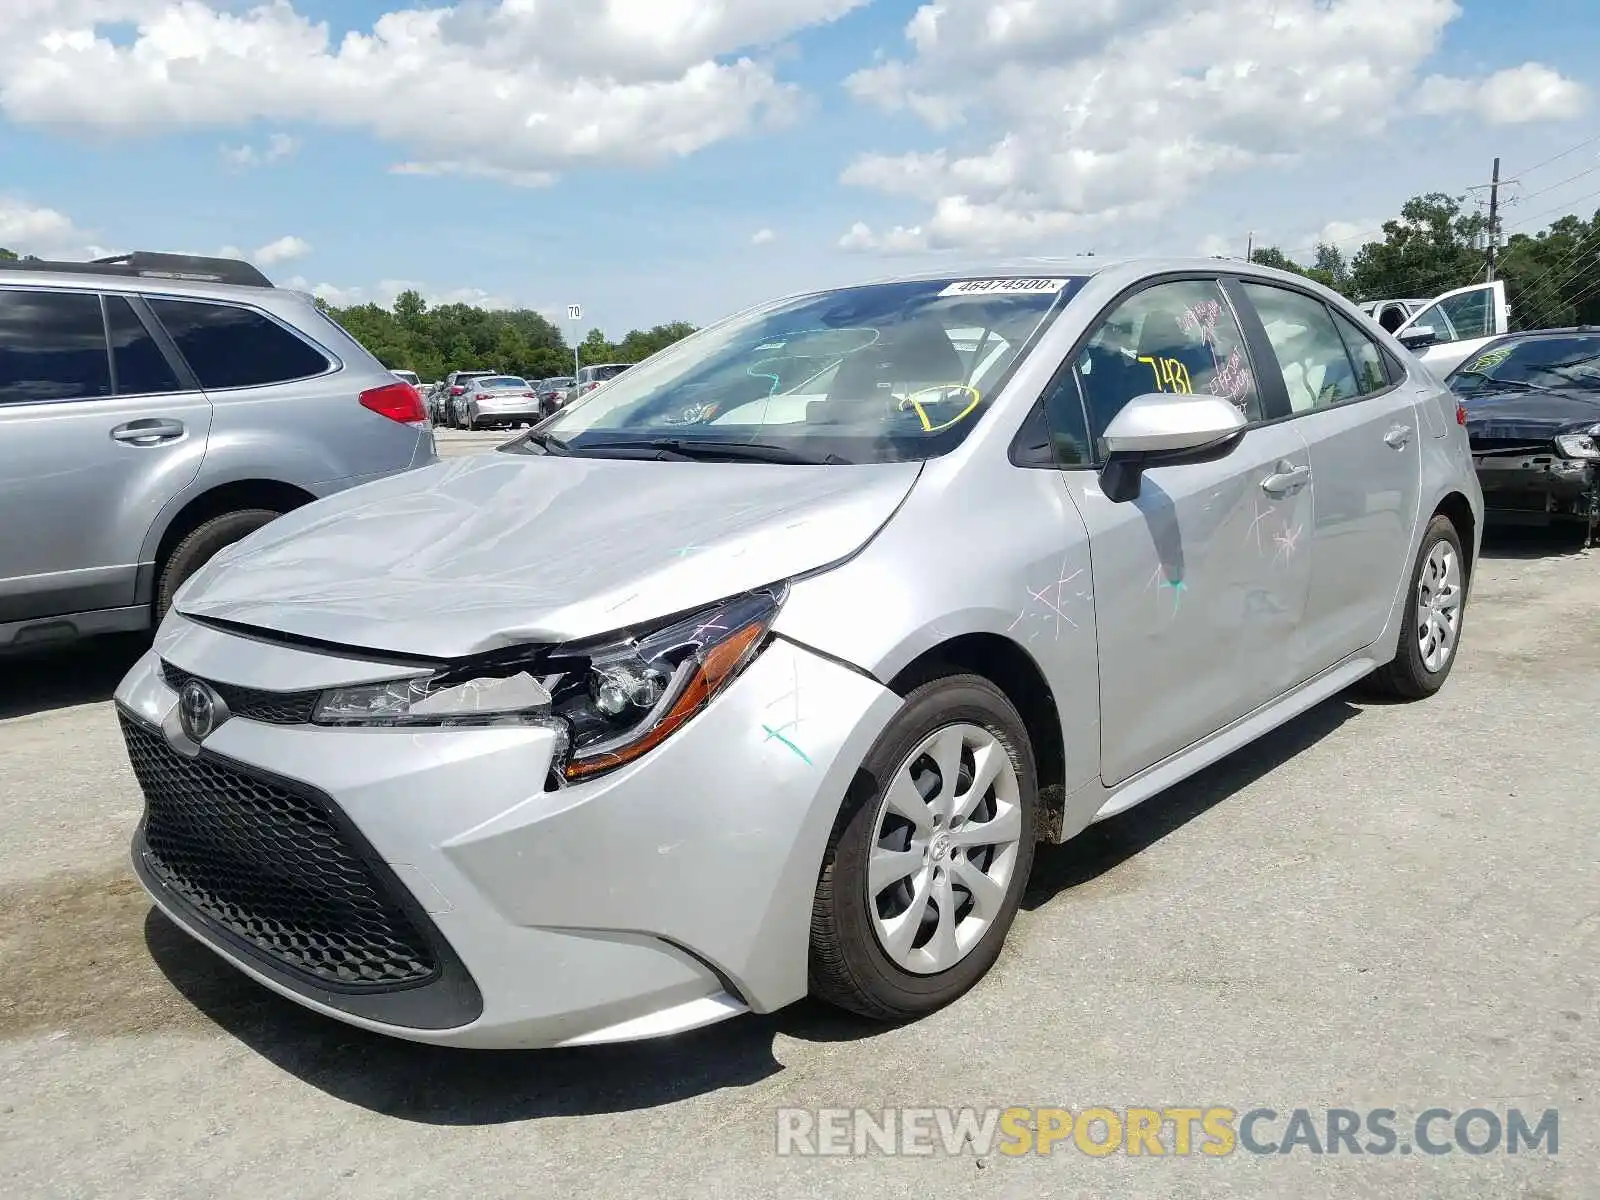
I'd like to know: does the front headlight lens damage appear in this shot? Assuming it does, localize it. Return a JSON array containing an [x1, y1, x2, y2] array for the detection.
[[311, 586, 785, 783], [1555, 424, 1600, 459]]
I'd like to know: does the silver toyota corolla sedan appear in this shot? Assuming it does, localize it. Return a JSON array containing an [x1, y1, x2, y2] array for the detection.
[[115, 258, 1482, 1049]]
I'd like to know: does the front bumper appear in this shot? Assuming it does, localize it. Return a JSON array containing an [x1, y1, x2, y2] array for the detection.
[[1471, 450, 1599, 519], [115, 617, 900, 1048]]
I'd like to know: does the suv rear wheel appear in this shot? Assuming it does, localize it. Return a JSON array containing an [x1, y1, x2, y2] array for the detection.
[[155, 509, 281, 620]]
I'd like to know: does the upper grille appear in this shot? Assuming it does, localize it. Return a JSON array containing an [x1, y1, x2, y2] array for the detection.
[[121, 713, 438, 990], [160, 660, 319, 725]]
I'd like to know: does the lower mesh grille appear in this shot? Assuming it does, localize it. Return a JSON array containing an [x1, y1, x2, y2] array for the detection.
[[120, 712, 438, 989]]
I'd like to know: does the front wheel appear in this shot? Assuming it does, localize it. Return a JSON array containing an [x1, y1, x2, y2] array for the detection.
[[1366, 514, 1467, 699], [809, 675, 1037, 1020]]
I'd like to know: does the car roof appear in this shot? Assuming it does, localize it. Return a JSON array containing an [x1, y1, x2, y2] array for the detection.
[[0, 264, 293, 303], [761, 255, 1340, 307]]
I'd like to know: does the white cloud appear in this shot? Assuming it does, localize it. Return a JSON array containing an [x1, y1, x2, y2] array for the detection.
[[220, 131, 299, 169], [750, 227, 775, 244], [0, 194, 97, 257], [389, 161, 555, 189], [1417, 63, 1587, 125], [0, 1, 871, 184], [252, 234, 310, 264], [838, 0, 1587, 253]]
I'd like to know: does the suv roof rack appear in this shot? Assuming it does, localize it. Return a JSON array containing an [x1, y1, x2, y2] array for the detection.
[[0, 251, 274, 288]]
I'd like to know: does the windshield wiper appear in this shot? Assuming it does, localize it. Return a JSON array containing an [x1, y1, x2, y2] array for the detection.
[[577, 438, 849, 465], [504, 430, 572, 455], [1452, 371, 1552, 393]]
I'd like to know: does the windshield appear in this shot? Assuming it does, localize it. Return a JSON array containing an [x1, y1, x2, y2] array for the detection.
[[582, 365, 629, 383], [1450, 335, 1600, 394], [531, 276, 1085, 463]]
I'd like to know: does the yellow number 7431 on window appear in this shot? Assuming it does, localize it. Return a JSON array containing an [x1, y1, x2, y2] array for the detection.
[[1139, 355, 1193, 394]]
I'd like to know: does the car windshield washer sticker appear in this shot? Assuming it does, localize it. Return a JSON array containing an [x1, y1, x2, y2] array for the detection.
[[937, 278, 1071, 297], [178, 678, 228, 742], [1468, 346, 1514, 373]]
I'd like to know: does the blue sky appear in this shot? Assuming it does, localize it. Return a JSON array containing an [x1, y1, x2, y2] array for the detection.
[[2, 0, 1598, 338]]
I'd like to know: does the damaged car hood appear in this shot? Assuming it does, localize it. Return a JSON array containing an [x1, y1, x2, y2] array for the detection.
[[1462, 388, 1600, 441], [176, 451, 923, 657]]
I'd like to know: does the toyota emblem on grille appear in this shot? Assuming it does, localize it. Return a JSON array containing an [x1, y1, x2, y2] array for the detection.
[[178, 680, 225, 742]]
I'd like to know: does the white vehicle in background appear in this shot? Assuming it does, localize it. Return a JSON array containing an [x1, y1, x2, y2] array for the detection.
[[1360, 298, 1432, 333], [1375, 280, 1510, 377], [390, 369, 421, 388]]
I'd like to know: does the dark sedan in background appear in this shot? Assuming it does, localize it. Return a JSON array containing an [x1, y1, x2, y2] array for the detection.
[[1448, 329, 1600, 544]]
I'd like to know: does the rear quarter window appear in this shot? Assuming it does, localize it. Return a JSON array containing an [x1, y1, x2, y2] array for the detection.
[[147, 298, 331, 390]]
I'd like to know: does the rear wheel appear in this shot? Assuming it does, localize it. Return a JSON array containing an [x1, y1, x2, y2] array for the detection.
[[1366, 514, 1466, 699], [810, 675, 1037, 1020], [155, 509, 282, 620]]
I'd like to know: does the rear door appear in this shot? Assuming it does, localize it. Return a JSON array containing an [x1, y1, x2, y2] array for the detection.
[[1397, 281, 1509, 375], [0, 288, 209, 627], [1233, 279, 1423, 666]]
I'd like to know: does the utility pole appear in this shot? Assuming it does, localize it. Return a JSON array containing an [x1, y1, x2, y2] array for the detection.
[[1486, 157, 1501, 281], [1245, 230, 1254, 262]]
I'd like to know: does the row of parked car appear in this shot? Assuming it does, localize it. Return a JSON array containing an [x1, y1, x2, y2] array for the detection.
[[413, 363, 635, 430]]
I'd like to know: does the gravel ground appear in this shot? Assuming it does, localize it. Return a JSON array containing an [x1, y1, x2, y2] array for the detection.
[[1, 469, 1595, 1199]]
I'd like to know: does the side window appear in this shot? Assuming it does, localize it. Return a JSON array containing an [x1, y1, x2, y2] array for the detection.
[[147, 299, 330, 390], [1328, 308, 1389, 395], [105, 296, 181, 395], [1410, 288, 1493, 346], [1074, 279, 1262, 445], [0, 289, 111, 405], [1239, 283, 1361, 413]]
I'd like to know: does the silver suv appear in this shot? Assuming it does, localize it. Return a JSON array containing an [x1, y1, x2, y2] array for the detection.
[[0, 251, 436, 650]]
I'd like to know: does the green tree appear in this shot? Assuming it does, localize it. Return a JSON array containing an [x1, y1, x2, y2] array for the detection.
[[1348, 193, 1486, 302], [578, 327, 614, 367], [0, 247, 16, 262], [1497, 211, 1600, 330]]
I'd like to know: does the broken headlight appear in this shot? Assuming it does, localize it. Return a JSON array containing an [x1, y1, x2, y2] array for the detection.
[[549, 587, 783, 781], [311, 587, 785, 785], [1555, 425, 1600, 459], [313, 670, 562, 730]]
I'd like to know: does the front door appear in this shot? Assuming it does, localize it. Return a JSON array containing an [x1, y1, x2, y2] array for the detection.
[[1055, 276, 1315, 786], [1234, 280, 1423, 665], [1398, 280, 1509, 375], [0, 288, 210, 626]]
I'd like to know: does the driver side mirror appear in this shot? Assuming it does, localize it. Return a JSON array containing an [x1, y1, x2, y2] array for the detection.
[[1098, 392, 1248, 503], [1398, 325, 1438, 350]]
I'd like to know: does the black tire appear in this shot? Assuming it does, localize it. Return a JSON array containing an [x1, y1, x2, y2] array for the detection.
[[155, 509, 282, 619], [1365, 514, 1466, 700], [809, 674, 1038, 1020]]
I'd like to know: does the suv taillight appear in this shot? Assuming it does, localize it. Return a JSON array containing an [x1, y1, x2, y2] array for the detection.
[[360, 381, 427, 423], [450, 385, 465, 395]]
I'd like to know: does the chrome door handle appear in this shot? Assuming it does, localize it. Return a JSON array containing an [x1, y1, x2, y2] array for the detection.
[[1260, 461, 1311, 495], [1384, 423, 1413, 448], [110, 418, 184, 446]]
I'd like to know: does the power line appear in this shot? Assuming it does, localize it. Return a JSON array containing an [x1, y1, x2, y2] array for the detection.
[[1501, 184, 1600, 235], [1515, 162, 1600, 204], [1510, 221, 1600, 298], [1503, 131, 1600, 184]]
